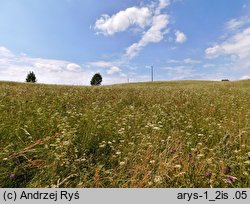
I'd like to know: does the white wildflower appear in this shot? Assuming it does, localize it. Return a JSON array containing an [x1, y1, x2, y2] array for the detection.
[[116, 151, 121, 155], [154, 176, 163, 184], [153, 127, 161, 130], [99, 144, 106, 148], [244, 161, 250, 165], [119, 161, 125, 166], [174, 164, 182, 169], [149, 160, 155, 164]]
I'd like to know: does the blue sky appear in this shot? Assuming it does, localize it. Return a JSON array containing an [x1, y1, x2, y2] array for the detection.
[[0, 0, 250, 85]]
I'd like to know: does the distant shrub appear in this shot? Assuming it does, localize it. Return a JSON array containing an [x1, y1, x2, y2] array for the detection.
[[221, 79, 229, 81], [26, 71, 37, 83], [90, 73, 102, 86]]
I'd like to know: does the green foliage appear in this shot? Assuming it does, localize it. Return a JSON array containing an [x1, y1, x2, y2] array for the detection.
[[90, 73, 102, 86], [26, 71, 37, 83], [0, 80, 249, 187]]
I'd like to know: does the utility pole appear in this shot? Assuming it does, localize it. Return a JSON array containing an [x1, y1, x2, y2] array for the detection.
[[151, 65, 154, 82]]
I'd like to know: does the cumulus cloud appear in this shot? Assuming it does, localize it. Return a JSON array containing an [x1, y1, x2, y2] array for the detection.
[[0, 46, 14, 58], [88, 61, 125, 76], [67, 63, 81, 71], [125, 0, 171, 59], [205, 45, 223, 58], [205, 15, 250, 79], [33, 61, 63, 72], [175, 30, 187, 43], [155, 0, 171, 15], [0, 46, 96, 85], [205, 27, 250, 60], [225, 16, 250, 30], [168, 59, 180, 63], [0, 47, 133, 85], [88, 61, 113, 68], [126, 14, 169, 58], [207, 15, 250, 61], [95, 0, 172, 59], [95, 7, 152, 35], [183, 58, 200, 64], [226, 18, 246, 30], [161, 65, 205, 80], [107, 66, 121, 75], [167, 58, 200, 65], [163, 66, 194, 75], [203, 64, 216, 68], [240, 75, 250, 80]]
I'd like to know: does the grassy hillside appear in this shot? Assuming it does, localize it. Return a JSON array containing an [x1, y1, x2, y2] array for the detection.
[[0, 80, 249, 187]]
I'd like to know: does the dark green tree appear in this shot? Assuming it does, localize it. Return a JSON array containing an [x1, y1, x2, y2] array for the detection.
[[90, 73, 102, 86], [26, 71, 37, 83]]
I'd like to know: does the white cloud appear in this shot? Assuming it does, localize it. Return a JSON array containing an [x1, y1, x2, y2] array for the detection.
[[205, 16, 250, 79], [141, 15, 169, 44], [0, 46, 14, 58], [125, 43, 142, 59], [0, 46, 97, 85], [95, 0, 172, 59], [125, 0, 171, 59], [203, 64, 216, 68], [88, 61, 113, 68], [167, 58, 200, 64], [210, 16, 250, 63], [205, 45, 223, 58], [240, 75, 250, 80], [175, 30, 187, 43], [34, 61, 63, 72], [163, 66, 194, 75], [183, 58, 200, 64], [155, 0, 171, 14], [225, 16, 250, 30], [168, 59, 180, 63], [67, 63, 81, 71], [102, 75, 128, 84], [107, 66, 121, 75], [163, 65, 206, 80], [0, 47, 131, 85], [226, 18, 246, 30], [205, 27, 250, 60], [95, 7, 152, 35], [126, 14, 169, 59]]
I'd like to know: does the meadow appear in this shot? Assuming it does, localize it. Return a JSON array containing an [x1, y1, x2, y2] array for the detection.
[[0, 80, 249, 188]]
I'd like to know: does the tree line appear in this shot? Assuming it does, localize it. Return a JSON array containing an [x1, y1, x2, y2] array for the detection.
[[25, 71, 103, 86]]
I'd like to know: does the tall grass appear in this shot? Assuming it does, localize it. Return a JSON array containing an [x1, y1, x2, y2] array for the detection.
[[0, 80, 249, 187]]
